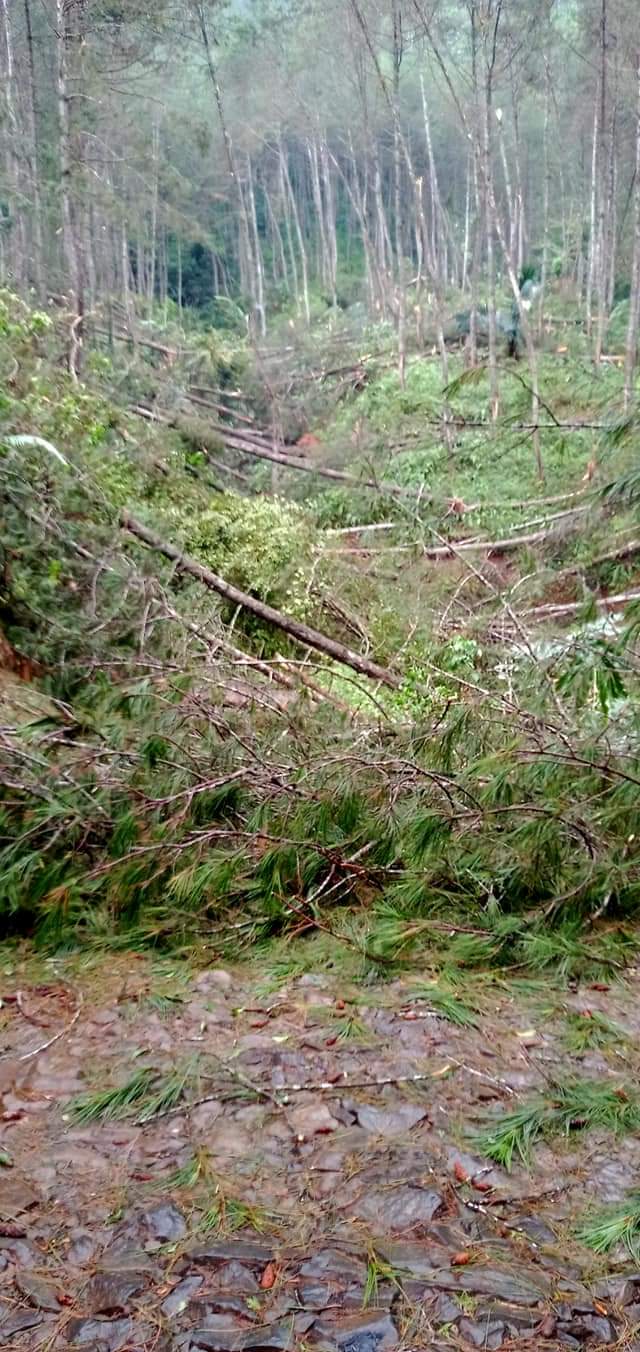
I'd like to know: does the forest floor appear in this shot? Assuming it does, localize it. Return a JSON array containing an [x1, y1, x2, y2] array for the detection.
[[2, 951, 640, 1351]]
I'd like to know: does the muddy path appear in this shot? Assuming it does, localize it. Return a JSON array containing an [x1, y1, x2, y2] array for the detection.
[[1, 952, 640, 1351]]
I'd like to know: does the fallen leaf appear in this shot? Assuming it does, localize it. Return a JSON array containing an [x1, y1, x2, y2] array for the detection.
[[260, 1262, 278, 1290], [453, 1161, 469, 1184], [451, 1251, 472, 1266], [472, 1178, 492, 1193]]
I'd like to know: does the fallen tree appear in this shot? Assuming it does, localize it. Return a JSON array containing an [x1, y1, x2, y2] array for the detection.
[[121, 513, 400, 688]]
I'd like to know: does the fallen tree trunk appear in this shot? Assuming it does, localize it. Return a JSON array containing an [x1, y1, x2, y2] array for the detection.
[[523, 587, 640, 620], [323, 526, 564, 558], [121, 513, 400, 688], [174, 414, 421, 501]]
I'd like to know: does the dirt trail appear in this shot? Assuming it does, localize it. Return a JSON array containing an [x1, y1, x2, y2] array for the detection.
[[1, 954, 640, 1351]]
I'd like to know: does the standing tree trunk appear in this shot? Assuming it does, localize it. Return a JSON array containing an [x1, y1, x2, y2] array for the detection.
[[624, 54, 640, 410], [0, 0, 24, 287], [55, 0, 84, 378], [23, 0, 44, 296]]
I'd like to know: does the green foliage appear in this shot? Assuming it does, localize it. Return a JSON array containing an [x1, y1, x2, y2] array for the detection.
[[180, 496, 316, 611]]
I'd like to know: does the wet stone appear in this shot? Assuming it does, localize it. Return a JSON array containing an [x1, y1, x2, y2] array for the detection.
[[300, 1248, 367, 1281], [144, 1201, 186, 1241], [1, 1309, 45, 1337], [349, 1185, 443, 1229], [297, 1281, 335, 1308], [181, 1320, 297, 1350], [457, 1266, 550, 1305], [213, 1260, 260, 1292], [353, 1101, 428, 1136], [188, 1239, 275, 1266], [314, 1309, 398, 1351], [67, 1231, 99, 1266], [431, 1292, 461, 1323], [64, 1315, 135, 1350], [288, 1102, 340, 1138], [0, 1178, 40, 1219], [161, 1276, 204, 1317], [459, 1317, 506, 1349], [83, 1270, 147, 1314], [560, 1315, 616, 1344], [14, 1272, 61, 1313]]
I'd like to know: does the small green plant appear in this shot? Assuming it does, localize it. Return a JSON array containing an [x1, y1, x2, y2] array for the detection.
[[577, 1195, 640, 1261], [476, 1079, 640, 1170], [363, 1248, 405, 1307]]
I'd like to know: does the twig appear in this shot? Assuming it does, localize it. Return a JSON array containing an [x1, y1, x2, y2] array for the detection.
[[0, 989, 82, 1063]]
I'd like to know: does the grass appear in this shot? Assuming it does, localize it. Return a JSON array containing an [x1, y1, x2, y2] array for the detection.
[[577, 1195, 640, 1261], [475, 1079, 640, 1170], [363, 1248, 406, 1307]]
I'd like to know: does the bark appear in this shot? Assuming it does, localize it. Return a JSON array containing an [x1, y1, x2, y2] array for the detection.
[[23, 0, 44, 296], [121, 513, 399, 688], [55, 0, 84, 377], [624, 53, 640, 410]]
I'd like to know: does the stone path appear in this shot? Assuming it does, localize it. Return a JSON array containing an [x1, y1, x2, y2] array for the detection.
[[1, 954, 640, 1350]]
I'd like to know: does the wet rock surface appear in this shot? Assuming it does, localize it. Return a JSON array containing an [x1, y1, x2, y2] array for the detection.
[[2, 956, 640, 1347]]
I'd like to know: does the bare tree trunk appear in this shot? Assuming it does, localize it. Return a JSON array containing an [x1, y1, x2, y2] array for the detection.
[[280, 144, 311, 324], [586, 91, 600, 339], [278, 140, 300, 305], [246, 155, 266, 336], [23, 0, 44, 296], [624, 54, 640, 410], [0, 0, 24, 287], [55, 0, 84, 378], [538, 55, 552, 338], [462, 151, 472, 290], [392, 0, 406, 388], [482, 94, 499, 420], [320, 139, 339, 309], [147, 117, 160, 312]]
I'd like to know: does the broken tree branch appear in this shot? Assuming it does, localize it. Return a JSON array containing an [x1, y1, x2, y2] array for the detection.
[[120, 513, 400, 687]]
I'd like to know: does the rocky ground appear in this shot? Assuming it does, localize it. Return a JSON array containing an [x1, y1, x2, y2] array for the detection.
[[1, 951, 640, 1351]]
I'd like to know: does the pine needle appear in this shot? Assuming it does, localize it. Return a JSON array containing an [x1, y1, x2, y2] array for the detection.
[[409, 982, 479, 1027], [476, 1079, 640, 1170], [67, 1068, 156, 1125], [577, 1195, 640, 1261]]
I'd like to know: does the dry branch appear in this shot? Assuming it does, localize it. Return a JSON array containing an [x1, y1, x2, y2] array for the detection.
[[524, 588, 640, 620]]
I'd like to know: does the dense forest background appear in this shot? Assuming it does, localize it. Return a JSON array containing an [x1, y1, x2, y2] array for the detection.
[[2, 0, 640, 368]]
